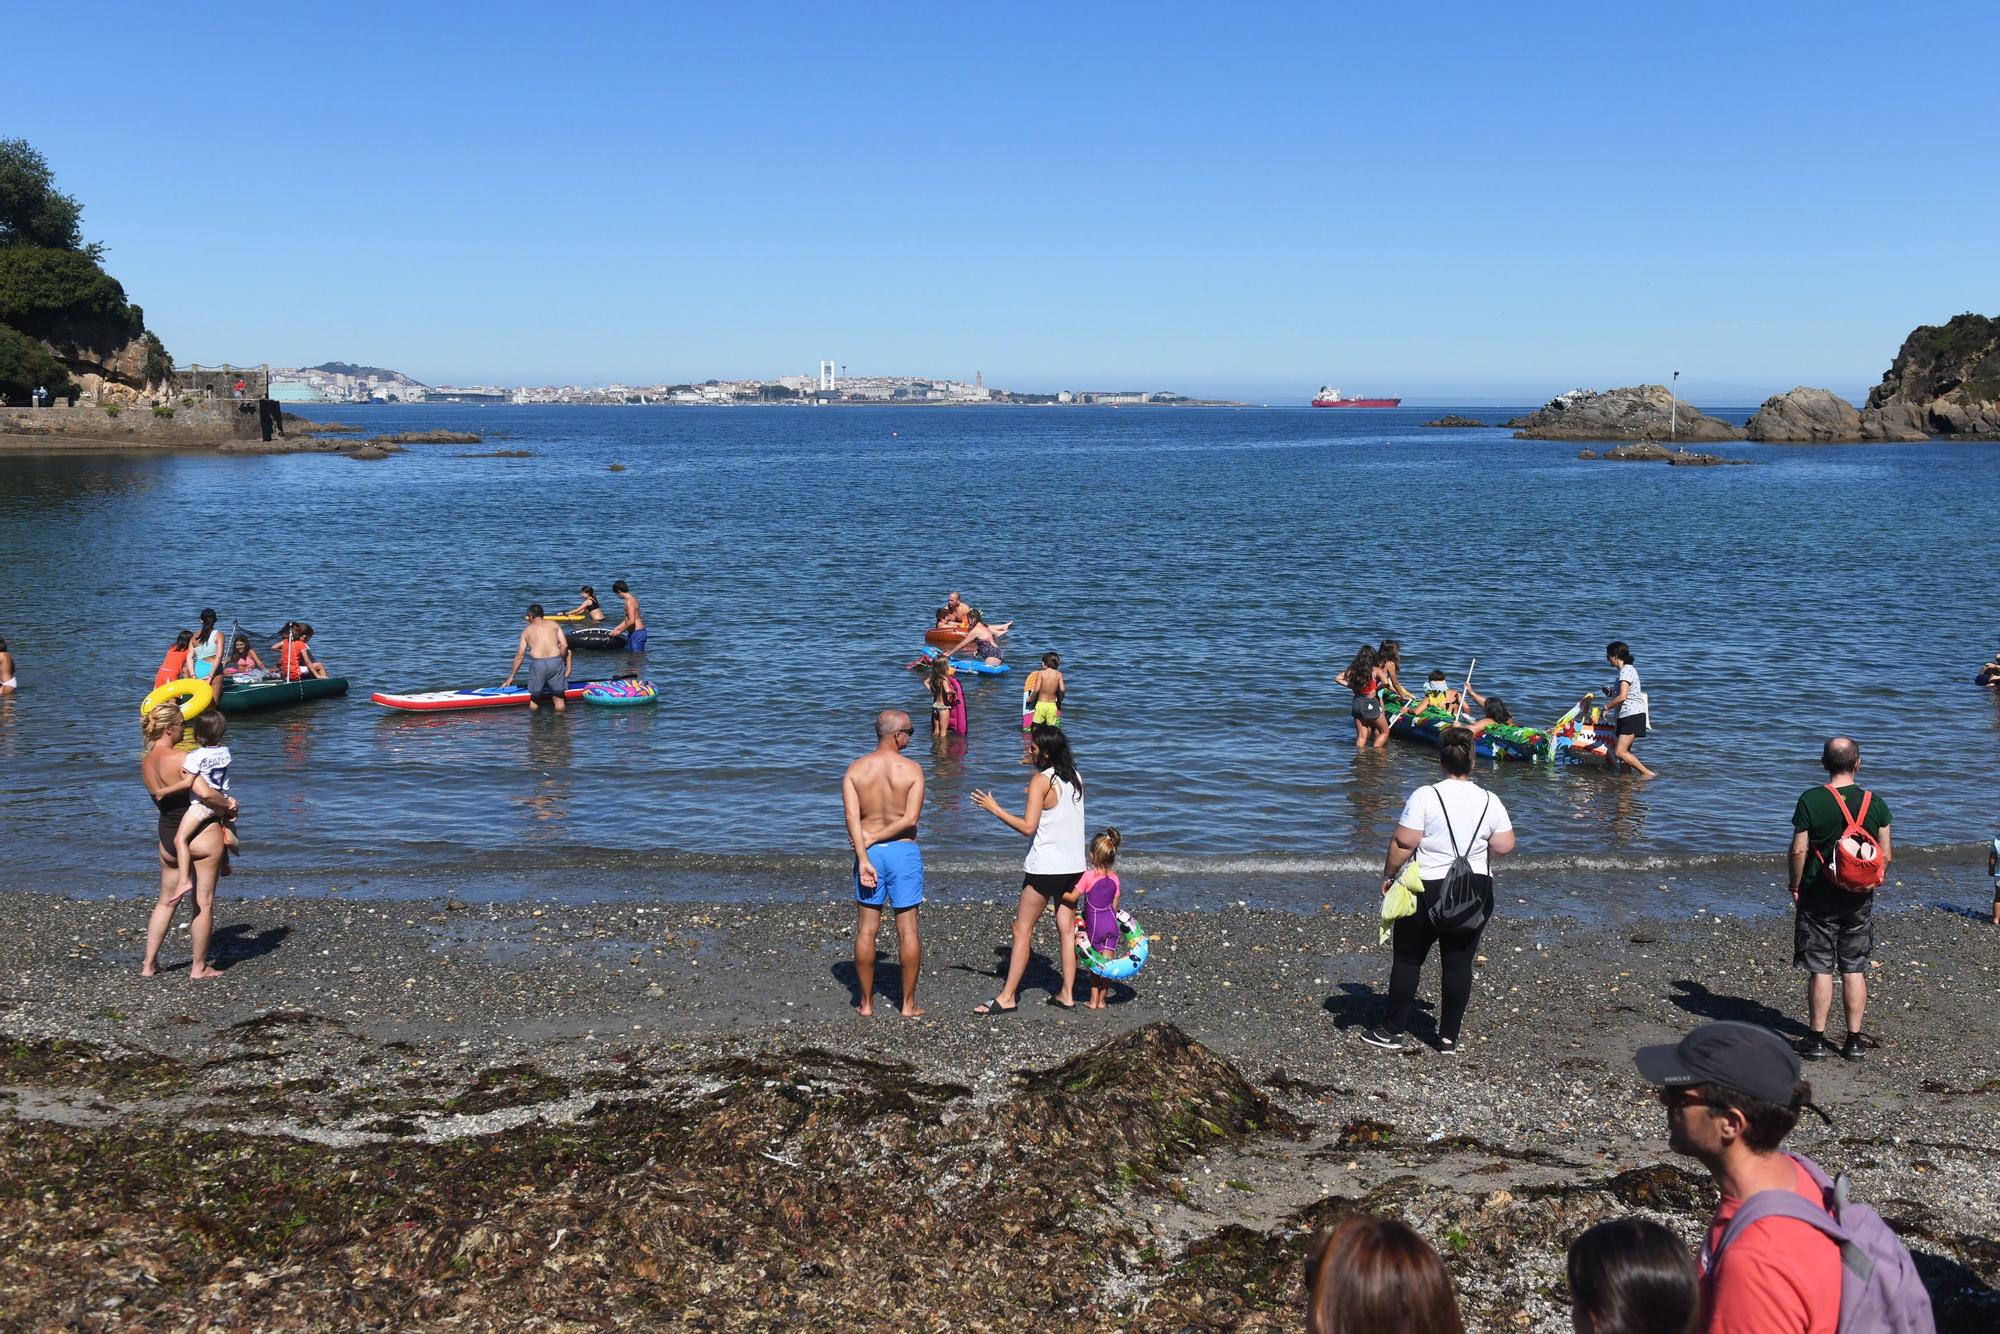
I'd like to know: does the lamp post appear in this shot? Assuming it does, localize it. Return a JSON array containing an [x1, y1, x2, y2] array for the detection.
[[1670, 370, 1680, 442]]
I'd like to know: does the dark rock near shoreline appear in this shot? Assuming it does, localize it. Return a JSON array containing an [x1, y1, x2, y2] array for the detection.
[[1745, 386, 1864, 442], [1511, 385, 1744, 442], [1578, 441, 1751, 466], [1423, 414, 1491, 428], [217, 435, 406, 460], [1865, 312, 2000, 440]]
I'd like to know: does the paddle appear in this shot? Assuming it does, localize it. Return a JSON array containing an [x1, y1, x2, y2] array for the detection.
[[1452, 659, 1477, 724]]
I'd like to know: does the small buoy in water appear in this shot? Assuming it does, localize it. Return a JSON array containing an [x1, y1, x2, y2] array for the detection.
[[891, 431, 899, 438], [608, 462, 625, 472]]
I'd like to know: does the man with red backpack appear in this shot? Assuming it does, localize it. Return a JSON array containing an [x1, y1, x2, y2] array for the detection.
[[1788, 737, 1891, 1062], [1635, 1022, 1936, 1333]]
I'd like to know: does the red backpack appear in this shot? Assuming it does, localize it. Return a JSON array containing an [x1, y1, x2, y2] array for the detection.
[[1816, 785, 1886, 893]]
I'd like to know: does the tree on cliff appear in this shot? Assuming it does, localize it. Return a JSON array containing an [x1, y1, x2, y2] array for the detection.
[[0, 139, 92, 255], [0, 140, 165, 404]]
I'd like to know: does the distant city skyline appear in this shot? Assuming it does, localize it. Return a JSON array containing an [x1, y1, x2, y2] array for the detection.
[[11, 2, 1996, 404]]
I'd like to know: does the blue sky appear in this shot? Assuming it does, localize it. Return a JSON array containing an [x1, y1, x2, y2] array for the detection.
[[10, 1, 1997, 403]]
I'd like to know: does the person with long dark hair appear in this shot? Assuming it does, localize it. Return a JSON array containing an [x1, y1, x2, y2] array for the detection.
[[1362, 725, 1515, 1052], [1338, 644, 1389, 748], [1304, 1214, 1464, 1334], [1602, 641, 1655, 778], [1565, 1218, 1698, 1334], [971, 724, 1086, 1012], [188, 609, 224, 683]]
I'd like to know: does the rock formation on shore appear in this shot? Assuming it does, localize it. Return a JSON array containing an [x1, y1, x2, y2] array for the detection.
[[1862, 312, 2000, 440], [1509, 385, 1743, 442], [1744, 386, 1863, 442]]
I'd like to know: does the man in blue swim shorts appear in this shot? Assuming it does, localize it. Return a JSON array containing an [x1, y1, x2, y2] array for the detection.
[[609, 579, 647, 652], [841, 709, 927, 1017]]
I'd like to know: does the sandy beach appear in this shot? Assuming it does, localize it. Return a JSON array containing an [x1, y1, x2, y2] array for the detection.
[[3, 889, 1995, 1329]]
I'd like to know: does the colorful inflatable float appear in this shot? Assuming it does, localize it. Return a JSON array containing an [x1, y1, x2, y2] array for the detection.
[[582, 679, 657, 707]]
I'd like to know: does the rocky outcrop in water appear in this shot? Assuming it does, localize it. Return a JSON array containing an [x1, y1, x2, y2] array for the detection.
[[1744, 386, 1863, 442], [1510, 385, 1743, 442], [1863, 312, 2000, 440], [1423, 414, 1491, 428], [1578, 441, 1751, 466]]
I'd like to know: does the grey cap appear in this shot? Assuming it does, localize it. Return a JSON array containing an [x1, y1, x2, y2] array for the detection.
[[1633, 1021, 1800, 1107]]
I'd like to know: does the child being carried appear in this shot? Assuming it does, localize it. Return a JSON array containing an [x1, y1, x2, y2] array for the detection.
[[172, 710, 241, 900]]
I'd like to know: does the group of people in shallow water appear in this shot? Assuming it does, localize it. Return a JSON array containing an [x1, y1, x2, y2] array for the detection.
[[1336, 636, 1657, 778]]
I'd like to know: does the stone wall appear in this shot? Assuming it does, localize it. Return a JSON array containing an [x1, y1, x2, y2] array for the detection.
[[0, 399, 263, 444]]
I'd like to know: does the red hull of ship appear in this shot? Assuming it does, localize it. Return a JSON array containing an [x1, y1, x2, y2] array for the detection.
[[1311, 397, 1401, 408]]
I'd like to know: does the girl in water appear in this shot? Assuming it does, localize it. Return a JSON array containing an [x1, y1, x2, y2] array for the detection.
[[564, 585, 606, 622], [1337, 644, 1390, 748], [1376, 639, 1415, 704], [1602, 641, 1656, 778], [154, 631, 193, 688], [188, 609, 224, 682], [926, 654, 961, 736]]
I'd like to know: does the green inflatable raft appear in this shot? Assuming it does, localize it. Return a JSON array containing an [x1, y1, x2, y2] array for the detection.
[[214, 674, 350, 714]]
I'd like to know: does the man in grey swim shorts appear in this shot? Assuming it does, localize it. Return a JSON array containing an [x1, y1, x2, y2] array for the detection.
[[504, 605, 575, 713]]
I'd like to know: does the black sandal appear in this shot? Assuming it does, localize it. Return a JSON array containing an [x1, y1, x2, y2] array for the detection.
[[973, 997, 1018, 1016]]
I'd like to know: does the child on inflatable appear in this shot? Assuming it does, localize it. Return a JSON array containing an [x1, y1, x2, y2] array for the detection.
[[1419, 669, 1459, 715], [1067, 828, 1125, 1010], [172, 710, 241, 901]]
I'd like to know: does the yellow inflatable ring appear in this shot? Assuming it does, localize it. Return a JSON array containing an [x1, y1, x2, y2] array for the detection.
[[142, 677, 213, 720]]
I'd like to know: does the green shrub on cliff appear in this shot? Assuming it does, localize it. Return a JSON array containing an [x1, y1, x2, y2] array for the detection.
[[0, 322, 77, 403], [0, 140, 169, 395], [0, 246, 142, 345], [0, 139, 88, 254]]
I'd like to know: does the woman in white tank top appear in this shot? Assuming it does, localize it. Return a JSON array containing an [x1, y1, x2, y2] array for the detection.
[[971, 725, 1087, 1013]]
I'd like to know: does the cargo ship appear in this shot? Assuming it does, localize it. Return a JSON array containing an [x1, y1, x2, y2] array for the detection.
[[1311, 387, 1401, 408]]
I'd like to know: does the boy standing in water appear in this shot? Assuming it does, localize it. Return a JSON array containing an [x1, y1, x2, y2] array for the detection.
[[608, 580, 647, 652], [1023, 652, 1064, 729]]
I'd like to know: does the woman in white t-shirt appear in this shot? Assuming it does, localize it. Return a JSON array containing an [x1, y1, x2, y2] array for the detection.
[[970, 725, 1087, 1013], [1361, 725, 1515, 1054], [1602, 640, 1656, 779]]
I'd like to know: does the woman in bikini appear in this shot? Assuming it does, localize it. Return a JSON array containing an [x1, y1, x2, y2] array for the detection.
[[139, 704, 229, 979]]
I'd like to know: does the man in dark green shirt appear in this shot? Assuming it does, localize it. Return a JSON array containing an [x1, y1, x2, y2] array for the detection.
[[1787, 736, 1891, 1063]]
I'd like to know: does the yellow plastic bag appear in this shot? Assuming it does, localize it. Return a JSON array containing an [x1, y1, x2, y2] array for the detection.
[[1379, 860, 1424, 944]]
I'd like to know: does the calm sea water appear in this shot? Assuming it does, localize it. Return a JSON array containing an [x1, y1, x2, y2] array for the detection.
[[2, 406, 1996, 915]]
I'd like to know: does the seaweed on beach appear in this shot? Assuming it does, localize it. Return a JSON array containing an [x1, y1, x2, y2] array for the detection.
[[0, 1022, 1295, 1330], [0, 1035, 190, 1098]]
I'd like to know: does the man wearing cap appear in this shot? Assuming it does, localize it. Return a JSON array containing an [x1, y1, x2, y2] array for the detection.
[[1635, 1022, 1839, 1333], [1788, 737, 1891, 1062]]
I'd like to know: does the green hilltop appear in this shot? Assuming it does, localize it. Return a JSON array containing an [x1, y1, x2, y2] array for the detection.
[[0, 139, 170, 405]]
